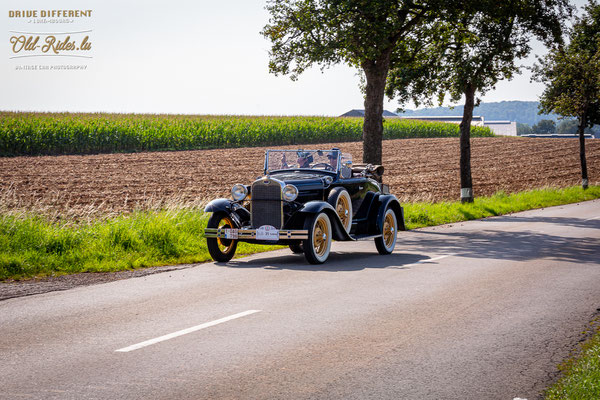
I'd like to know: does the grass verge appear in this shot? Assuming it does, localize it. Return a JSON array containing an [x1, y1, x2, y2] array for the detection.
[[544, 319, 600, 399], [1, 185, 599, 281], [403, 185, 600, 230], [0, 209, 281, 280]]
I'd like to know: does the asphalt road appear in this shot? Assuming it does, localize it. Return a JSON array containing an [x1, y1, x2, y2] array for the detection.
[[1, 200, 599, 400]]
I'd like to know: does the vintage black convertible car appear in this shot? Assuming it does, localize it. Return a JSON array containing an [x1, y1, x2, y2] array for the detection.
[[203, 149, 406, 264]]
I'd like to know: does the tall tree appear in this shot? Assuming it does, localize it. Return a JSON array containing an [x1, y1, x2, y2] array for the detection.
[[261, 0, 459, 165], [534, 0, 600, 189], [387, 0, 570, 202]]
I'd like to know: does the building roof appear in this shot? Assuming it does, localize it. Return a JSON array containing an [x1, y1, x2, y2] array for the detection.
[[397, 115, 484, 122], [340, 109, 398, 117]]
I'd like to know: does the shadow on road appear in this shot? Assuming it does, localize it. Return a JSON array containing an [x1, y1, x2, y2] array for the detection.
[[406, 215, 600, 264], [224, 251, 430, 272], [478, 215, 600, 230], [225, 215, 599, 270]]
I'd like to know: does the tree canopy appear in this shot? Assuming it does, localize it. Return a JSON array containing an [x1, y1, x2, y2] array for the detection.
[[532, 119, 557, 134], [535, 1, 600, 128], [534, 0, 600, 188], [262, 0, 570, 171], [387, 0, 570, 201], [262, 0, 462, 164]]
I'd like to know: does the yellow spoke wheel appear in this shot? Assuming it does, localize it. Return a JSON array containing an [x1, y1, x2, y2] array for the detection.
[[206, 212, 238, 262], [383, 212, 396, 248], [313, 216, 329, 257], [303, 212, 332, 264], [216, 217, 235, 253], [375, 208, 397, 255]]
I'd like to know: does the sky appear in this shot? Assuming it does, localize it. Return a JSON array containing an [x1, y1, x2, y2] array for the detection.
[[1, 0, 590, 116]]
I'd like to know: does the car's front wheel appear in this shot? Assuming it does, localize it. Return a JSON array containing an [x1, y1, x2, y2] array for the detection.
[[375, 207, 397, 255], [206, 212, 238, 262], [302, 212, 332, 264]]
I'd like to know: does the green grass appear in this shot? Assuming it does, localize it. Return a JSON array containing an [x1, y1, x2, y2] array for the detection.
[[0, 112, 494, 156], [0, 209, 281, 280], [545, 321, 600, 399], [0, 185, 598, 281], [403, 186, 600, 230]]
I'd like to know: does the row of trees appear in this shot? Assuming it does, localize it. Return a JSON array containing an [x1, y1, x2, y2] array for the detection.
[[518, 119, 600, 135], [262, 0, 597, 200]]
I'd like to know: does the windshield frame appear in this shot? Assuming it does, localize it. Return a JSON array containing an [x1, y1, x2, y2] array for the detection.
[[264, 149, 341, 175]]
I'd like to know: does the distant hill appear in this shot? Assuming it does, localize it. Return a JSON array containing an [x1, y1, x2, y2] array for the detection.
[[399, 101, 559, 126]]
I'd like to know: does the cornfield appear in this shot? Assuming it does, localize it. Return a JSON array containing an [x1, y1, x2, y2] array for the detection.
[[0, 112, 494, 156]]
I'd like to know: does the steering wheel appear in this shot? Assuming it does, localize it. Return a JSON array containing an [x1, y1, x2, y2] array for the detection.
[[311, 162, 335, 171]]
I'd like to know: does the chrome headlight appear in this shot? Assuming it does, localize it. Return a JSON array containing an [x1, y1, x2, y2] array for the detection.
[[282, 184, 298, 202], [231, 184, 248, 201]]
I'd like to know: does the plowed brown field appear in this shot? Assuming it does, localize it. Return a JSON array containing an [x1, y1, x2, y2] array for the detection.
[[1, 137, 598, 217]]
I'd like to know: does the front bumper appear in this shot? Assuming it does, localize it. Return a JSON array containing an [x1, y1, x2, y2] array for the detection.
[[204, 228, 308, 240]]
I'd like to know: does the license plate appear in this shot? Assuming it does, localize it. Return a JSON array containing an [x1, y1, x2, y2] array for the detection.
[[224, 228, 238, 239], [256, 225, 279, 241]]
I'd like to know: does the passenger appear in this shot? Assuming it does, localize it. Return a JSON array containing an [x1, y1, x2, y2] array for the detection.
[[281, 153, 290, 169]]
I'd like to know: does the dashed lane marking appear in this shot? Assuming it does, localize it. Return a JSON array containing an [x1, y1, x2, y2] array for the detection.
[[414, 254, 456, 265], [115, 310, 262, 352]]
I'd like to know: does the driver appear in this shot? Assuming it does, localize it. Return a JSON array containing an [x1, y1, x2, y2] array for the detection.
[[297, 152, 313, 168], [327, 149, 339, 170]]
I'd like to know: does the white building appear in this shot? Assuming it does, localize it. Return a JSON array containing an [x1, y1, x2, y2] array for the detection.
[[340, 110, 518, 136], [393, 116, 517, 136]]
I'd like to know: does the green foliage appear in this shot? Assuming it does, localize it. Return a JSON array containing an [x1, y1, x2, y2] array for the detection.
[[0, 112, 494, 156], [261, 0, 450, 79], [517, 122, 533, 135], [261, 0, 472, 165], [0, 209, 282, 280], [1, 185, 598, 281], [403, 185, 600, 230], [556, 119, 598, 135], [532, 119, 557, 134], [388, 1, 571, 108], [545, 322, 600, 399], [535, 0, 600, 131], [556, 119, 579, 134]]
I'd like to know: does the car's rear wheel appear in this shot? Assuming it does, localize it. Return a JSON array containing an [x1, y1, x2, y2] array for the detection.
[[328, 189, 352, 233], [289, 241, 304, 254], [375, 207, 397, 255], [206, 212, 238, 262], [302, 212, 332, 264]]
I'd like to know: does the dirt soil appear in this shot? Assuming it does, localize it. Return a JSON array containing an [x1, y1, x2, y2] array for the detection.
[[1, 136, 599, 298], [1, 137, 599, 218]]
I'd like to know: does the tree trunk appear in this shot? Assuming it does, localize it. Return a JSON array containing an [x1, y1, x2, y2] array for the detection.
[[459, 85, 476, 203], [362, 57, 390, 165], [577, 114, 589, 189]]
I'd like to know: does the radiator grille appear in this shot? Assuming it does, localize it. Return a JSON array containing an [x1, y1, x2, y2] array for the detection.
[[251, 180, 283, 229]]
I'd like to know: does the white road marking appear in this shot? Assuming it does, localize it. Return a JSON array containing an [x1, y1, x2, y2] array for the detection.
[[584, 215, 600, 221], [115, 310, 262, 352], [402, 254, 456, 268], [415, 254, 456, 264]]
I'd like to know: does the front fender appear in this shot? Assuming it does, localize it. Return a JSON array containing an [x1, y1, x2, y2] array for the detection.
[[204, 198, 234, 213], [376, 195, 406, 232]]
